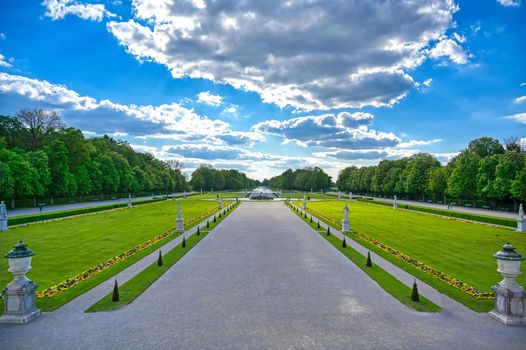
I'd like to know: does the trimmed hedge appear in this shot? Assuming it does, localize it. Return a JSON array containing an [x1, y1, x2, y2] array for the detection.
[[9, 198, 166, 226], [356, 198, 516, 228]]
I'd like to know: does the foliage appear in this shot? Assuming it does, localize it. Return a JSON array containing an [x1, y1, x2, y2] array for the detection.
[[336, 137, 526, 205], [0, 111, 189, 204], [190, 164, 255, 191], [268, 167, 332, 191]]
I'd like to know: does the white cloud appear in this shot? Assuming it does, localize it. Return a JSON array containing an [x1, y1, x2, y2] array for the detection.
[[0, 54, 12, 68], [0, 72, 258, 146], [505, 113, 526, 124], [106, 0, 461, 111], [196, 91, 223, 106], [223, 105, 238, 115], [429, 37, 469, 64], [253, 112, 400, 150], [514, 96, 526, 104], [497, 0, 521, 7], [42, 0, 116, 22], [422, 78, 433, 87], [396, 139, 442, 148]]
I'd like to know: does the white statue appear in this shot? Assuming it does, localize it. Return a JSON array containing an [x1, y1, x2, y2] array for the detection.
[[342, 204, 350, 233], [349, 192, 353, 200], [218, 194, 223, 209], [519, 203, 524, 220], [176, 203, 184, 232], [393, 195, 398, 209], [303, 194, 307, 210], [338, 191, 341, 200], [127, 194, 132, 208], [177, 203, 183, 220], [0, 201, 7, 219]]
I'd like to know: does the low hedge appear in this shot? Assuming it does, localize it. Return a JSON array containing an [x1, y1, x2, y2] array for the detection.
[[356, 198, 516, 228], [9, 198, 166, 226]]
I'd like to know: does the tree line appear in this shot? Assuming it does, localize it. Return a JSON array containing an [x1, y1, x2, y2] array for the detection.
[[0, 108, 189, 207], [190, 164, 256, 191], [268, 167, 332, 191], [336, 137, 526, 209]]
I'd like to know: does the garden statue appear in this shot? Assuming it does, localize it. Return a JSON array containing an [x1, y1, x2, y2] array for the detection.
[[183, 191, 187, 199], [342, 204, 350, 233], [518, 203, 525, 233], [303, 194, 307, 210], [218, 194, 223, 209], [393, 195, 398, 209], [127, 194, 132, 208], [338, 191, 341, 200], [176, 203, 184, 233], [349, 192, 353, 200], [0, 201, 8, 231]]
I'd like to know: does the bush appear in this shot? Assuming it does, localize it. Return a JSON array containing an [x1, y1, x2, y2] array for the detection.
[[10, 198, 166, 226], [356, 198, 515, 228], [157, 250, 163, 266], [182, 235, 186, 248], [326, 226, 331, 236], [342, 237, 347, 248], [411, 279, 420, 302], [196, 226, 200, 236], [366, 251, 372, 267], [112, 279, 119, 302]]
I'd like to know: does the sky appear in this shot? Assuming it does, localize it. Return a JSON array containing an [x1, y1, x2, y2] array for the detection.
[[0, 0, 525, 181]]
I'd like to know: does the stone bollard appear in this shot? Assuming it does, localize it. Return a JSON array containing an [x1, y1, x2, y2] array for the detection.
[[489, 243, 526, 325], [0, 241, 41, 324], [176, 203, 184, 233], [0, 201, 8, 231]]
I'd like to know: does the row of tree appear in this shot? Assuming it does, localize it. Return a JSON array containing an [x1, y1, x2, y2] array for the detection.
[[0, 109, 190, 207], [268, 167, 332, 191], [336, 137, 526, 208], [190, 164, 256, 191]]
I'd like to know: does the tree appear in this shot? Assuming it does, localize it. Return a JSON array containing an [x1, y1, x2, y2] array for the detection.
[[426, 167, 447, 200], [468, 137, 504, 158], [44, 140, 73, 199], [404, 154, 439, 199], [447, 151, 480, 201], [16, 108, 63, 150], [0, 161, 14, 200]]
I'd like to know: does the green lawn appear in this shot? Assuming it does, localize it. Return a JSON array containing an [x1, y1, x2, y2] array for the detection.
[[282, 192, 335, 199], [286, 203, 440, 313], [302, 200, 525, 311], [0, 199, 222, 311], [86, 202, 240, 312], [191, 192, 248, 199]]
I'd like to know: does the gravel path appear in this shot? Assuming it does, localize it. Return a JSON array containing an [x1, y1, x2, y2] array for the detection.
[[1, 202, 525, 349]]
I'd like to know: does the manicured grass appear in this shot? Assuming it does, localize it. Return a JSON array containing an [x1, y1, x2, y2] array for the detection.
[[286, 202, 440, 313], [9, 198, 166, 226], [0, 199, 224, 311], [86, 202, 240, 312], [281, 192, 334, 199], [191, 192, 248, 199], [302, 200, 525, 311], [356, 198, 516, 228]]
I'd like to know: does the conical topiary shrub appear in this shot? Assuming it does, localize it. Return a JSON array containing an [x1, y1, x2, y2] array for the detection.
[[182, 235, 186, 248], [213, 215, 217, 223], [304, 212, 307, 218], [310, 216, 313, 223], [317, 220, 320, 229], [366, 251, 372, 267], [342, 237, 347, 248], [326, 226, 330, 236], [207, 220, 210, 228], [112, 279, 119, 302], [219, 212, 222, 218], [158, 250, 163, 266], [411, 279, 420, 302], [196, 226, 200, 236]]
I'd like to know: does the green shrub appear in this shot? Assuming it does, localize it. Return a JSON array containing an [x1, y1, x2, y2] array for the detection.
[[342, 237, 347, 248], [112, 279, 119, 302], [157, 250, 163, 266], [366, 251, 372, 267], [411, 279, 420, 302], [182, 235, 186, 248]]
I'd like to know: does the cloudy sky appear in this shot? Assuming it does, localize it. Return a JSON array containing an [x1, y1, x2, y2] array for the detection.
[[0, 0, 525, 180]]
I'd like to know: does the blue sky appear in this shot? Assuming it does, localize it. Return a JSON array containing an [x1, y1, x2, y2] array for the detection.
[[0, 0, 525, 180]]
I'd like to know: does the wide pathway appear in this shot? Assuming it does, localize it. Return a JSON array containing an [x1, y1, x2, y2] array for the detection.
[[1, 202, 525, 349]]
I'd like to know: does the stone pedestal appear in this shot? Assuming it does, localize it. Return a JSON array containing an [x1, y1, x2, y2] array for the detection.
[[342, 219, 350, 233], [127, 202, 132, 209], [176, 218, 184, 233], [489, 284, 526, 326], [303, 202, 307, 210], [0, 218, 7, 231], [517, 220, 526, 233], [218, 202, 223, 209], [0, 281, 40, 324]]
